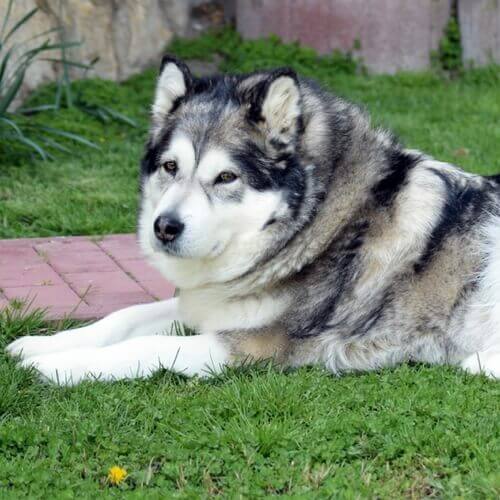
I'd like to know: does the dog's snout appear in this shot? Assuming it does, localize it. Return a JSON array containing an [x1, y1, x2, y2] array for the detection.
[[154, 215, 184, 243]]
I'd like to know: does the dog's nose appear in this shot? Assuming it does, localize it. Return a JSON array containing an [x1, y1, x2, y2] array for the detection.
[[154, 215, 184, 243]]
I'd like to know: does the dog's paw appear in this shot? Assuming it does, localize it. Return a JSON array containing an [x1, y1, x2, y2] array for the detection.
[[6, 335, 60, 360], [461, 350, 500, 379], [20, 351, 100, 386], [5, 326, 94, 360]]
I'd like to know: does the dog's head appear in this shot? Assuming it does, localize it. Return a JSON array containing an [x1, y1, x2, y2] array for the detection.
[[139, 56, 312, 288]]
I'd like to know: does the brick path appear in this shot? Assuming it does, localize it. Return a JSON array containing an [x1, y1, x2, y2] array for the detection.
[[0, 235, 175, 320]]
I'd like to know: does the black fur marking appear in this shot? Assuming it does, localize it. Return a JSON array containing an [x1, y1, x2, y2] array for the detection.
[[355, 298, 388, 335], [414, 170, 488, 273], [372, 149, 418, 207], [168, 96, 185, 115], [269, 138, 288, 150], [486, 173, 500, 188], [339, 289, 393, 338], [230, 143, 307, 218], [191, 75, 239, 104], [231, 143, 275, 191], [140, 140, 157, 178], [290, 220, 370, 339], [140, 127, 175, 176], [262, 217, 277, 230], [278, 155, 307, 219]]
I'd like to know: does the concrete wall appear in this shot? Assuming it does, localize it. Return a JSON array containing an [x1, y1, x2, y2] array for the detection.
[[459, 0, 500, 67], [236, 0, 452, 74], [235, 0, 500, 73]]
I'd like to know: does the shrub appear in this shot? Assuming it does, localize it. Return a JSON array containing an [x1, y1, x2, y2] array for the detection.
[[0, 0, 135, 161]]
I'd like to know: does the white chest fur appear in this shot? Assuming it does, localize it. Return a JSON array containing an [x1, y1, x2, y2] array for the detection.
[[179, 287, 289, 333]]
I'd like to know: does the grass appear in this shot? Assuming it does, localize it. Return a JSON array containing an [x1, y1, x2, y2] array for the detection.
[[1, 310, 499, 498], [0, 30, 499, 497]]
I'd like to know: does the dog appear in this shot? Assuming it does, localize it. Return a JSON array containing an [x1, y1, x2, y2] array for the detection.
[[6, 55, 500, 384]]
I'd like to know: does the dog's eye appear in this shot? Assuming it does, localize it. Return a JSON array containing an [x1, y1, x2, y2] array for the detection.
[[162, 160, 177, 175], [215, 171, 238, 184]]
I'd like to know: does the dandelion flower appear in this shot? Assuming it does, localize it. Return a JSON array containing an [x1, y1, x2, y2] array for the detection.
[[107, 466, 127, 485]]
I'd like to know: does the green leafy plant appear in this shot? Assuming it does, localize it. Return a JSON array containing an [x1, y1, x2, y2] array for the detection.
[[169, 28, 362, 78], [0, 0, 135, 161], [432, 10, 463, 75], [48, 42, 137, 127], [0, 1, 99, 159]]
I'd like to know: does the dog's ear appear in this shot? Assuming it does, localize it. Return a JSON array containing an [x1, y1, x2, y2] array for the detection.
[[151, 55, 193, 129], [238, 68, 302, 155]]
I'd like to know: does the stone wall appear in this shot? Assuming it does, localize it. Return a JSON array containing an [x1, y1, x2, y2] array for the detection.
[[0, 0, 192, 108]]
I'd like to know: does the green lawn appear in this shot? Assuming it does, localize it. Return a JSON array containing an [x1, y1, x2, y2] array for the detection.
[[0, 31, 499, 497]]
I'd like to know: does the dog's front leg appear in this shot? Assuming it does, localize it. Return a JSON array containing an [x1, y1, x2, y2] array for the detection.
[[22, 333, 229, 385], [6, 298, 180, 360]]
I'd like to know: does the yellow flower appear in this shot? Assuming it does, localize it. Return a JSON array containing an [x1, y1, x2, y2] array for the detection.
[[107, 465, 127, 485]]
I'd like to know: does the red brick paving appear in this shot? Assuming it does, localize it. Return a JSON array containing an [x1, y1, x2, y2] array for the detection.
[[0, 234, 175, 320]]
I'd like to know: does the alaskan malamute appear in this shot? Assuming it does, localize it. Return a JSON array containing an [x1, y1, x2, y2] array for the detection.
[[7, 56, 500, 384]]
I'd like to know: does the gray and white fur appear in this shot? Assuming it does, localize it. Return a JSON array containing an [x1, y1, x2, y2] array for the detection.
[[7, 56, 500, 384]]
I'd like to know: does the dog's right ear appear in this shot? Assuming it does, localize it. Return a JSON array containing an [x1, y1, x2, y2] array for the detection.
[[151, 55, 193, 129]]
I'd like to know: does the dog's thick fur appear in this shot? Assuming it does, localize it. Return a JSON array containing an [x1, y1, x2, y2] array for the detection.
[[7, 56, 500, 384]]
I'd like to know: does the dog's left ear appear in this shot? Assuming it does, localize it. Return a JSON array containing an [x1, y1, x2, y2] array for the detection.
[[151, 55, 193, 131], [239, 69, 302, 154]]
